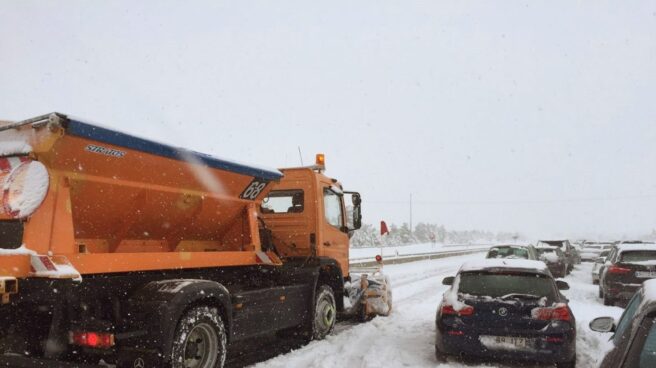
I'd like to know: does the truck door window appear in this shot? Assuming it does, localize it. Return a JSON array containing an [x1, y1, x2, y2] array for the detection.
[[323, 188, 343, 228], [261, 190, 304, 214]]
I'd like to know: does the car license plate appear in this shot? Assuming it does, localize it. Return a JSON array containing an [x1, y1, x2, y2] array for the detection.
[[480, 335, 533, 350], [635, 271, 656, 278]]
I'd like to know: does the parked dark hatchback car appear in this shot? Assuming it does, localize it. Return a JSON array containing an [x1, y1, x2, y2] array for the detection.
[[590, 279, 656, 368], [485, 245, 538, 260], [538, 240, 576, 273], [535, 245, 569, 278], [599, 244, 656, 306], [435, 259, 576, 367]]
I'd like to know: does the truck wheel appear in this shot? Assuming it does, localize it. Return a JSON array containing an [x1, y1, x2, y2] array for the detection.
[[171, 306, 227, 368], [312, 285, 337, 340]]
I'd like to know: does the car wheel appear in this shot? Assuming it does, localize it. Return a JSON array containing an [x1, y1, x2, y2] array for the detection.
[[592, 279, 598, 285], [435, 346, 448, 363], [171, 306, 227, 368], [556, 360, 576, 368], [603, 295, 615, 306]]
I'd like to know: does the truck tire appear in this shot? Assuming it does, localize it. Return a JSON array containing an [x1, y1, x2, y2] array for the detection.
[[312, 285, 337, 340], [171, 306, 227, 368]]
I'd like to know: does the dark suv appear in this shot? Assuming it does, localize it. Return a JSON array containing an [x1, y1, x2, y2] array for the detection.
[[538, 240, 576, 273], [435, 259, 576, 367], [590, 279, 656, 367], [599, 244, 656, 306]]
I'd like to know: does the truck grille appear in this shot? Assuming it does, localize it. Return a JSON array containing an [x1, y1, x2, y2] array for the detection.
[[0, 220, 23, 249]]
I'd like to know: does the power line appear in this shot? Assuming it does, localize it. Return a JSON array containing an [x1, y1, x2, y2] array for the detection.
[[367, 194, 656, 206]]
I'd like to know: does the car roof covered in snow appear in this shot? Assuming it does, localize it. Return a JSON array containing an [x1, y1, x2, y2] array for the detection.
[[642, 279, 656, 303], [490, 244, 533, 248], [459, 259, 549, 275], [534, 244, 559, 250], [617, 243, 656, 253]]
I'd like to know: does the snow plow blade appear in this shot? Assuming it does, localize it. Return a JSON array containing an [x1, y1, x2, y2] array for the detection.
[[344, 266, 393, 320]]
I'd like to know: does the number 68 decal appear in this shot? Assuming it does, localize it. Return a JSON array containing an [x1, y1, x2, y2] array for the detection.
[[240, 179, 268, 200]]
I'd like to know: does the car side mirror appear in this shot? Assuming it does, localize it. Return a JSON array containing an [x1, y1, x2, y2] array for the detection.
[[556, 280, 570, 290], [442, 276, 455, 286], [589, 317, 615, 333]]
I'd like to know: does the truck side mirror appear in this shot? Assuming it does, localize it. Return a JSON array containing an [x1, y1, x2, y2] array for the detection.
[[556, 280, 570, 290], [351, 193, 362, 230], [442, 276, 454, 286]]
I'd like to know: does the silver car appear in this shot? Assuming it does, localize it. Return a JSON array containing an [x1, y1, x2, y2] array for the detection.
[[591, 249, 610, 284]]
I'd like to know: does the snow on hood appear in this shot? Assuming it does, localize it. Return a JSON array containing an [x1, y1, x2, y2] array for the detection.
[[539, 252, 560, 263]]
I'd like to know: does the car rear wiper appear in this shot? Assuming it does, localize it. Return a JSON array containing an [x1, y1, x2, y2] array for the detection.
[[500, 293, 542, 300]]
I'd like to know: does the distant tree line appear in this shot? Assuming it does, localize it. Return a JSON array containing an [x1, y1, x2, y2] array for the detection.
[[351, 222, 522, 248]]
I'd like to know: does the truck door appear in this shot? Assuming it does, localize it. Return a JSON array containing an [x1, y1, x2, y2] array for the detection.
[[319, 185, 349, 276]]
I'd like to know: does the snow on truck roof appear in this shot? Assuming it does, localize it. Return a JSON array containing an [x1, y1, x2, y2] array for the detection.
[[5, 113, 283, 181], [459, 259, 549, 274]]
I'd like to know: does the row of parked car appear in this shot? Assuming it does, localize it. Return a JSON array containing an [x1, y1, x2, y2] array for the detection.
[[582, 240, 656, 306], [434, 239, 656, 367], [484, 240, 579, 277]]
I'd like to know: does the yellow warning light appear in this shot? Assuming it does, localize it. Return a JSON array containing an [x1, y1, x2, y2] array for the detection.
[[316, 153, 325, 168]]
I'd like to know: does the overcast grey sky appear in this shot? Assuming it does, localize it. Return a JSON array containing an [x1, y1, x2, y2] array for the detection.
[[1, 1, 656, 239]]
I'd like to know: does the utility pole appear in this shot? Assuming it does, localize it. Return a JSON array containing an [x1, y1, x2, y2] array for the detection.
[[409, 193, 413, 233]]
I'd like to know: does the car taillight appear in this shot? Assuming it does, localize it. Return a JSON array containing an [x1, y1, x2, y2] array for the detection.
[[70, 331, 115, 349], [0, 158, 49, 219], [608, 266, 632, 274], [532, 304, 571, 321], [441, 305, 474, 316]]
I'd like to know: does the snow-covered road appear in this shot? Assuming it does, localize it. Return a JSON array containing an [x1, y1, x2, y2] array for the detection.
[[252, 253, 626, 368]]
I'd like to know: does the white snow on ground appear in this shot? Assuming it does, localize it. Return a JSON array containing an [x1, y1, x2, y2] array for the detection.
[[253, 255, 626, 368], [350, 242, 491, 261]]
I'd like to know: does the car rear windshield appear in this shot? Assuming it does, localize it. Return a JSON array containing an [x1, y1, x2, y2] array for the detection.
[[487, 247, 528, 259], [620, 251, 656, 263], [457, 272, 556, 299]]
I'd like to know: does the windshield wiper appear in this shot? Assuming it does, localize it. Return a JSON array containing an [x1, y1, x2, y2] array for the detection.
[[500, 293, 542, 300]]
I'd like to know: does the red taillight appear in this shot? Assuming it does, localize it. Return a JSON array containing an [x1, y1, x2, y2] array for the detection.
[[441, 305, 474, 316], [70, 331, 115, 349], [546, 336, 564, 343], [447, 330, 465, 336], [532, 304, 571, 322], [608, 266, 631, 274]]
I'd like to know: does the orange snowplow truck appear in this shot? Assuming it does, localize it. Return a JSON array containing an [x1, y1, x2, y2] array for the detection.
[[0, 113, 391, 368]]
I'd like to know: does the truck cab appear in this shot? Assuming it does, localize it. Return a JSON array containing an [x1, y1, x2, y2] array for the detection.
[[260, 155, 362, 279]]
